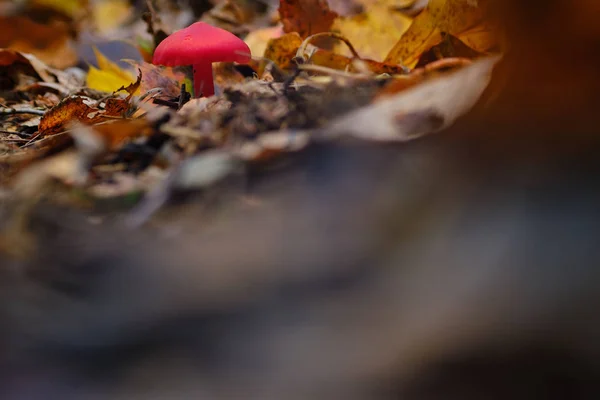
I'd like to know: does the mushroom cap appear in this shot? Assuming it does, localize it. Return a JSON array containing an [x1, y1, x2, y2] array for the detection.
[[153, 22, 251, 66]]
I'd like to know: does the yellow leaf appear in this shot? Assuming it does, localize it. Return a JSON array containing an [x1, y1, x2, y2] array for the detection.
[[332, 2, 413, 62], [385, 0, 494, 67], [86, 47, 139, 94]]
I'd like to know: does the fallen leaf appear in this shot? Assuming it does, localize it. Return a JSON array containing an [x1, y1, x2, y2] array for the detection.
[[38, 97, 98, 137], [0, 15, 78, 69], [87, 47, 140, 94], [38, 94, 136, 137], [0, 49, 84, 94], [377, 57, 473, 97], [115, 71, 142, 97], [279, 0, 338, 38], [385, 0, 495, 68], [326, 56, 499, 141], [414, 33, 483, 67], [264, 32, 304, 71], [125, 60, 182, 99], [332, 2, 413, 61]]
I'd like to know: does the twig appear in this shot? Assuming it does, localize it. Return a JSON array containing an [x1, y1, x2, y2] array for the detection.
[[297, 32, 362, 61], [297, 63, 371, 79]]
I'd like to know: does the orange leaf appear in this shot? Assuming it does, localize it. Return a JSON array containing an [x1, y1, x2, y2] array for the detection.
[[279, 0, 338, 38], [38, 96, 134, 137]]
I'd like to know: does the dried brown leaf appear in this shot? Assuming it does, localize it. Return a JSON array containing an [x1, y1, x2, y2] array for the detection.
[[279, 0, 338, 38]]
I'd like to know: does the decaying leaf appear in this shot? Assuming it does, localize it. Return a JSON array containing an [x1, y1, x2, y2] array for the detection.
[[38, 94, 136, 137], [385, 0, 496, 68], [37, 97, 99, 137], [279, 0, 338, 38]]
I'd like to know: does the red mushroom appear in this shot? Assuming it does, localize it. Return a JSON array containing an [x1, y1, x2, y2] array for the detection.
[[152, 22, 251, 98]]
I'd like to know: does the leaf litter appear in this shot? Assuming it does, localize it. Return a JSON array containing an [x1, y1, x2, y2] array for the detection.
[[0, 0, 500, 252]]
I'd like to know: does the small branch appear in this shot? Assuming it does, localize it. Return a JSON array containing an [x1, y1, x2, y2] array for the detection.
[[297, 32, 362, 61], [297, 63, 371, 79]]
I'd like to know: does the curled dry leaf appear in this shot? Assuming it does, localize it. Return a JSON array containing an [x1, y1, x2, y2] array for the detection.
[[279, 0, 338, 38], [325, 56, 499, 141]]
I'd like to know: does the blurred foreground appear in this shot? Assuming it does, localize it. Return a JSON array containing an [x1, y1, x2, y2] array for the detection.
[[2, 1, 600, 399]]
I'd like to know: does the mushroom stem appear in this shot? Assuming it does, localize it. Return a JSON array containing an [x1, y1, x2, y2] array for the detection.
[[192, 63, 215, 97]]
